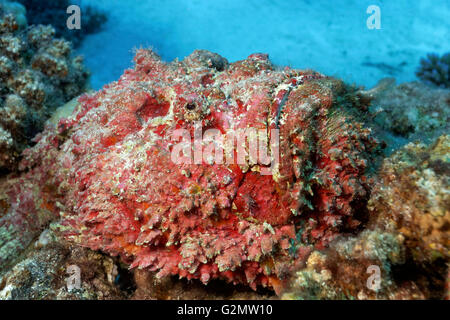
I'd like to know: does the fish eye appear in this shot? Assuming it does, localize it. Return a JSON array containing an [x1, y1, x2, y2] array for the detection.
[[185, 103, 196, 110]]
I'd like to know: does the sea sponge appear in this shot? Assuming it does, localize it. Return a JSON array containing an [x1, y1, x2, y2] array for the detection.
[[0, 2, 89, 170]]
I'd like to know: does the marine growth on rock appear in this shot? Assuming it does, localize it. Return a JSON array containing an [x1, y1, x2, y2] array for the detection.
[[363, 78, 450, 153], [5, 49, 380, 292], [282, 134, 449, 300], [0, 2, 89, 170]]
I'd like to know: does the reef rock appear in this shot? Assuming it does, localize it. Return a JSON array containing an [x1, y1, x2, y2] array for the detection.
[[282, 231, 422, 300], [0, 1, 89, 170], [368, 134, 449, 266], [3, 49, 380, 293], [283, 134, 449, 299], [0, 227, 126, 300], [363, 79, 449, 152]]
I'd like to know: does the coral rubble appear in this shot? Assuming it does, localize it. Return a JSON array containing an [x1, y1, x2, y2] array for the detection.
[[2, 49, 380, 293], [0, 1, 89, 170]]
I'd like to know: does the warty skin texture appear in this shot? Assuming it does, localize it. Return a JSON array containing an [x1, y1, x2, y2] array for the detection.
[[5, 49, 379, 293]]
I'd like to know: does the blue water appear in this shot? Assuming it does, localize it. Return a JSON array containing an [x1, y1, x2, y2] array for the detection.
[[80, 0, 450, 89]]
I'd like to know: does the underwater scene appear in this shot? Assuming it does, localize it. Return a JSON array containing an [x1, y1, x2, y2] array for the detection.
[[0, 0, 449, 304]]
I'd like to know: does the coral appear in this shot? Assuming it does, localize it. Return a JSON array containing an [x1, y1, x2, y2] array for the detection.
[[0, 0, 25, 28], [416, 53, 450, 88], [361, 78, 449, 152], [16, 0, 107, 48], [10, 49, 380, 293], [283, 134, 449, 300], [0, 2, 89, 170]]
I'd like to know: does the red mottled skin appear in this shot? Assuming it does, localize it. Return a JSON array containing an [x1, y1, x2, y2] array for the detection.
[[14, 49, 378, 293]]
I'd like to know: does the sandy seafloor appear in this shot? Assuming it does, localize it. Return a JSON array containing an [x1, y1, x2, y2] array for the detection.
[[79, 0, 449, 90]]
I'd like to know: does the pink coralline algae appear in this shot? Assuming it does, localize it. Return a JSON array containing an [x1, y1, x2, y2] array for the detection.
[[14, 49, 379, 292]]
